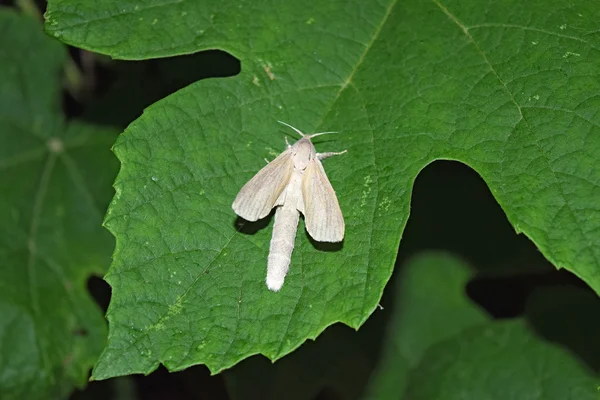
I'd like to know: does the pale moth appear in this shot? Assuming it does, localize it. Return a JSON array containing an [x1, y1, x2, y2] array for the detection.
[[232, 121, 346, 291]]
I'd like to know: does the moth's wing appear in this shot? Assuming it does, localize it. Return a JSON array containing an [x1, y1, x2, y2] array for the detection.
[[232, 149, 294, 221], [301, 158, 344, 242]]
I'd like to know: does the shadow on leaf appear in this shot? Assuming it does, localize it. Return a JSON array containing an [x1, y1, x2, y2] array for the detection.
[[233, 213, 273, 235], [302, 216, 344, 252]]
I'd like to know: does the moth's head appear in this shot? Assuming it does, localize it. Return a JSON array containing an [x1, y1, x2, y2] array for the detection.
[[278, 120, 337, 169], [292, 137, 316, 170]]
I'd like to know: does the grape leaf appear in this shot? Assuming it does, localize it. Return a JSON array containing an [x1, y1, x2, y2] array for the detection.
[[44, 0, 600, 378], [366, 252, 598, 400], [0, 10, 118, 400]]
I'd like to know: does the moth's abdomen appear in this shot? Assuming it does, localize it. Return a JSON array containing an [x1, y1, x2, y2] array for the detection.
[[266, 206, 299, 291]]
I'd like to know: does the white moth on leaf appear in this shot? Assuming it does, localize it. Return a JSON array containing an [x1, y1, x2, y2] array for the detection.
[[232, 121, 346, 292]]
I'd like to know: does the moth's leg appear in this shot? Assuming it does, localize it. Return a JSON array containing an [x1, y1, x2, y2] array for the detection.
[[285, 136, 292, 149], [317, 150, 347, 161]]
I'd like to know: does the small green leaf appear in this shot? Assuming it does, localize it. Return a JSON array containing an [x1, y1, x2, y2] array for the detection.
[[44, 0, 600, 378], [406, 321, 598, 400], [367, 253, 488, 397], [0, 10, 118, 400], [366, 252, 598, 399]]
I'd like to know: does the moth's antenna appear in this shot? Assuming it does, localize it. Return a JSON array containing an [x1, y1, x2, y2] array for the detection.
[[278, 121, 337, 139], [278, 121, 305, 137], [307, 131, 337, 139]]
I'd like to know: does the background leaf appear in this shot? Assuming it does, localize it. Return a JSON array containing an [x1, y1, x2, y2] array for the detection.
[[524, 286, 600, 373], [366, 253, 488, 397], [366, 252, 598, 400], [0, 10, 118, 400], [405, 321, 597, 400], [44, 0, 600, 379]]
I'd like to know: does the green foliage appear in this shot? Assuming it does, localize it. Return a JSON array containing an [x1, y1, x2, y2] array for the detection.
[[0, 10, 118, 400], [366, 253, 488, 397], [403, 321, 596, 400], [366, 253, 598, 399], [42, 0, 600, 380]]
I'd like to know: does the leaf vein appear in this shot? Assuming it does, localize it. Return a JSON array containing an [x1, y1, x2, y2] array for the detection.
[[59, 152, 104, 218], [26, 152, 57, 384], [107, 229, 238, 365], [468, 23, 599, 50]]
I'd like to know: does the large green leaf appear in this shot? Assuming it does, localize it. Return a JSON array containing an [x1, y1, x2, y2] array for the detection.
[[44, 0, 600, 378], [366, 252, 598, 400], [0, 10, 118, 400]]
